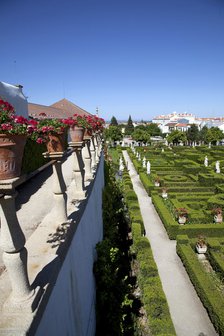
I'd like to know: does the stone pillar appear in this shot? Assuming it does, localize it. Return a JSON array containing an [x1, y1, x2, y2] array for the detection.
[[93, 135, 99, 164], [69, 142, 86, 200], [43, 152, 68, 225], [0, 179, 35, 310], [82, 139, 93, 181], [96, 133, 102, 154], [90, 136, 96, 171]]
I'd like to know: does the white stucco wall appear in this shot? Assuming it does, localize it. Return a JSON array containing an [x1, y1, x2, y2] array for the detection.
[[0, 81, 28, 117], [35, 158, 104, 336]]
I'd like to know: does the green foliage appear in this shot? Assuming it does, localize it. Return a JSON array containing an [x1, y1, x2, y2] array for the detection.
[[145, 123, 162, 137], [166, 130, 187, 144], [121, 157, 176, 335], [104, 126, 123, 143], [186, 124, 200, 143], [22, 139, 48, 174], [95, 163, 135, 335], [125, 115, 134, 135], [177, 239, 224, 335], [110, 115, 118, 126], [132, 128, 150, 143], [206, 127, 224, 145]]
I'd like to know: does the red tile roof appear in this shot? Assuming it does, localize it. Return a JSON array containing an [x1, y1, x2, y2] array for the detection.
[[28, 98, 91, 119], [51, 99, 91, 117], [28, 103, 64, 119], [165, 123, 177, 127], [176, 123, 188, 127]]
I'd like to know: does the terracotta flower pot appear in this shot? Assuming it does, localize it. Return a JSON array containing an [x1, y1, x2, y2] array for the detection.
[[0, 134, 26, 180], [83, 129, 92, 140], [69, 126, 85, 142], [46, 133, 67, 153], [214, 214, 222, 223], [178, 215, 187, 225]]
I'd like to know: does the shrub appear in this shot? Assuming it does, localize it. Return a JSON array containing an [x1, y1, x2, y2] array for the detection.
[[22, 139, 48, 174]]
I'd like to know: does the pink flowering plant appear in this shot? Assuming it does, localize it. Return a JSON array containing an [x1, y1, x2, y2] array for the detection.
[[62, 114, 105, 132], [0, 98, 32, 135], [30, 113, 68, 144], [62, 114, 92, 129]]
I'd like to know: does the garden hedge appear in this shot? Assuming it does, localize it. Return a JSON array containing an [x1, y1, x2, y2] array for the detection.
[[177, 237, 224, 335]]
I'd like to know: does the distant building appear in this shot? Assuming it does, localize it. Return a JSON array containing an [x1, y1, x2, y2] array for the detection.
[[152, 111, 224, 133]]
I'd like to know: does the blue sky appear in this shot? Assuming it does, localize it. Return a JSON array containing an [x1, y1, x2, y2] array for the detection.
[[1, 0, 224, 120]]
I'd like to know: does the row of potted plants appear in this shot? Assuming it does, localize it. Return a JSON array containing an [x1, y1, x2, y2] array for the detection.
[[175, 207, 223, 224], [0, 98, 105, 180]]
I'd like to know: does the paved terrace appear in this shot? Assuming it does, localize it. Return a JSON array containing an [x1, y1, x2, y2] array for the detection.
[[123, 150, 217, 336], [0, 135, 103, 335]]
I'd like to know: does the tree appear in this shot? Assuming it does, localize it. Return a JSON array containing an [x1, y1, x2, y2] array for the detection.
[[145, 123, 162, 136], [125, 115, 134, 135], [205, 127, 224, 145], [110, 116, 118, 126], [132, 128, 150, 144], [166, 130, 187, 145], [104, 126, 122, 144], [199, 126, 208, 143], [186, 124, 200, 144]]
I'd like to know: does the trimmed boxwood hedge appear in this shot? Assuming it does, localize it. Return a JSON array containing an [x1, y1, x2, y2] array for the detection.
[[177, 237, 224, 335], [122, 155, 176, 335]]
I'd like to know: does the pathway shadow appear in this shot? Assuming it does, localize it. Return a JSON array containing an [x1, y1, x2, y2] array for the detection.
[[16, 166, 53, 210]]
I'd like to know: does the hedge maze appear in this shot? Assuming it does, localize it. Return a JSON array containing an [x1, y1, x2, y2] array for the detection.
[[127, 145, 224, 335], [128, 146, 224, 239]]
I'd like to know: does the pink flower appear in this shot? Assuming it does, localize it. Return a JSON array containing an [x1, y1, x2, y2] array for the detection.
[[14, 115, 28, 124], [36, 137, 44, 144], [1, 123, 13, 131]]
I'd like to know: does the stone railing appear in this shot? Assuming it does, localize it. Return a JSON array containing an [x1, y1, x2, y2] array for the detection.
[[0, 132, 104, 336]]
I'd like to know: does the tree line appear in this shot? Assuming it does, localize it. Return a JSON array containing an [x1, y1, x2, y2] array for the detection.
[[105, 115, 224, 145]]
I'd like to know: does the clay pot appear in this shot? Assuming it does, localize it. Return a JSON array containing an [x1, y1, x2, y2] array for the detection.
[[178, 216, 187, 225], [83, 129, 92, 140], [69, 126, 85, 142], [214, 214, 223, 223], [46, 133, 67, 153], [0, 134, 26, 180]]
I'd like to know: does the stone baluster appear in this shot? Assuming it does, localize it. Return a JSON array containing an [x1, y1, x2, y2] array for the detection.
[[93, 135, 99, 164], [97, 133, 103, 155], [90, 136, 96, 171], [69, 142, 86, 200], [43, 152, 68, 225], [82, 139, 93, 181], [0, 179, 36, 310]]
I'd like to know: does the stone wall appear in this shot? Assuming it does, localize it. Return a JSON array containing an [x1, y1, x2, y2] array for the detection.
[[34, 157, 104, 336]]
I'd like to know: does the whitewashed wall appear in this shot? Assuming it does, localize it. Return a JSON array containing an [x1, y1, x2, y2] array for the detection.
[[0, 81, 28, 117], [35, 158, 104, 336]]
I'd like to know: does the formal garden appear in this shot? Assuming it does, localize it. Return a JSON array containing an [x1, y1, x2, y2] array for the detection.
[[126, 144, 224, 335]]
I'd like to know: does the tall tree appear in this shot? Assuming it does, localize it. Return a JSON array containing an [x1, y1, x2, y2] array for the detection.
[[205, 127, 224, 145], [132, 128, 150, 143], [125, 115, 134, 135], [167, 130, 187, 145], [199, 126, 208, 143], [186, 124, 200, 144], [104, 126, 122, 143], [110, 116, 118, 126], [145, 123, 162, 136]]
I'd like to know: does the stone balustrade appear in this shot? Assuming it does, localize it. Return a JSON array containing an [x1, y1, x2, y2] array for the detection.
[[0, 133, 104, 336]]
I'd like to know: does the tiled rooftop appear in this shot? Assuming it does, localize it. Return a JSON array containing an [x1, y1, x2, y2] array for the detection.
[[28, 98, 91, 119]]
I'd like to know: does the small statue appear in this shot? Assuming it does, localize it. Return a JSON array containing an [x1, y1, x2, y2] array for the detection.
[[216, 161, 220, 174], [147, 161, 151, 175]]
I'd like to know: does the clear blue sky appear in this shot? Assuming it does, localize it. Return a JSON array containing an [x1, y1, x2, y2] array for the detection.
[[1, 0, 224, 120]]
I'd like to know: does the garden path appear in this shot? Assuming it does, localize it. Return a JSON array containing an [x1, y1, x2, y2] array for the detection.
[[123, 150, 217, 336]]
